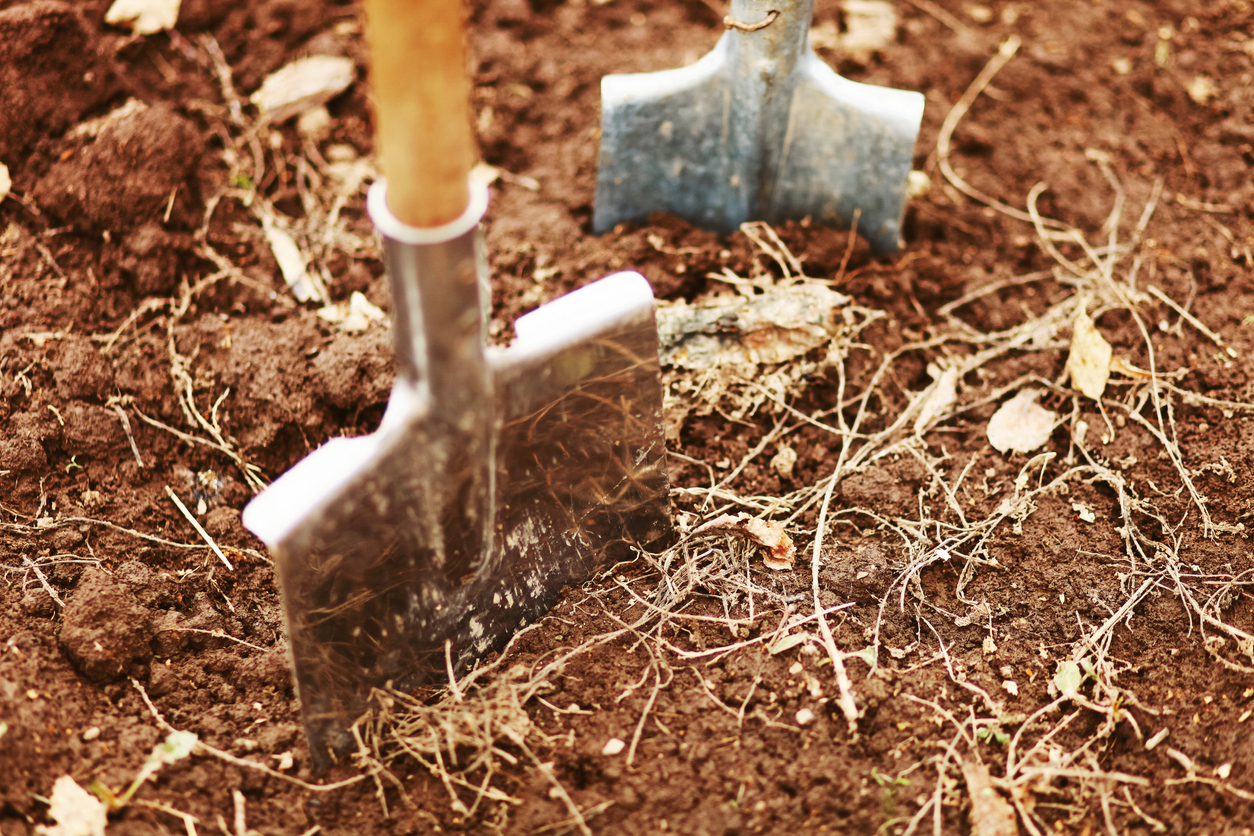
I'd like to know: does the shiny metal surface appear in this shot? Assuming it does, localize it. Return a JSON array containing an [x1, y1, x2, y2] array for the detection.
[[594, 0, 924, 253], [243, 181, 671, 770]]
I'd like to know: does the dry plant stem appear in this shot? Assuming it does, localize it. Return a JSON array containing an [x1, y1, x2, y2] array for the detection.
[[1165, 776, 1254, 802], [165, 275, 267, 493], [834, 208, 860, 284], [22, 555, 64, 607], [131, 405, 245, 467], [903, 0, 973, 34], [232, 790, 248, 836], [131, 679, 368, 792], [935, 269, 1053, 318], [937, 35, 1069, 231], [501, 728, 593, 836], [704, 413, 787, 510], [1, 517, 209, 551], [625, 652, 670, 767], [811, 470, 860, 736], [110, 403, 145, 468], [1146, 284, 1235, 356], [160, 627, 269, 652], [165, 485, 234, 570], [444, 639, 464, 703], [133, 800, 199, 836]]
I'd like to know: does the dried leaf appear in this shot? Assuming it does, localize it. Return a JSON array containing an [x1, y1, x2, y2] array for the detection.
[[905, 169, 931, 199], [769, 445, 797, 478], [0, 162, 11, 203], [69, 100, 148, 141], [959, 759, 1017, 836], [148, 730, 197, 766], [1052, 659, 1083, 699], [261, 215, 318, 302], [251, 56, 356, 124], [35, 776, 107, 836], [988, 389, 1056, 454], [1066, 307, 1111, 400], [692, 513, 796, 570], [104, 0, 179, 34], [914, 363, 959, 434], [768, 631, 812, 655], [317, 292, 386, 332], [322, 154, 375, 198]]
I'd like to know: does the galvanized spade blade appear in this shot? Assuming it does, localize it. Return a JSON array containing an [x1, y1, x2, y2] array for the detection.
[[243, 181, 671, 770], [594, 0, 925, 253]]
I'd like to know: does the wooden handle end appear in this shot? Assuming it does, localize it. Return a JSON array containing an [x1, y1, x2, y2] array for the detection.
[[366, 0, 477, 228]]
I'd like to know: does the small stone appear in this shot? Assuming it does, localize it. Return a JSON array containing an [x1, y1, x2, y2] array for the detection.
[[147, 661, 180, 697], [82, 726, 101, 741], [602, 737, 626, 756], [770, 445, 797, 478], [795, 708, 815, 726]]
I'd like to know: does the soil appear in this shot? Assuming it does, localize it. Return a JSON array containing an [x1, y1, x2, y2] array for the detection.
[[2, 0, 1254, 834]]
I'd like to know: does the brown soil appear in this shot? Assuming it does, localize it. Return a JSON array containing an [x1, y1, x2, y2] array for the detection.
[[3, 0, 1253, 834]]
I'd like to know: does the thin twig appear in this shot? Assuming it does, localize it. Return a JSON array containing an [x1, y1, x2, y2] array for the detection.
[[1147, 284, 1236, 357], [22, 556, 65, 607], [165, 485, 234, 570], [110, 403, 145, 469], [903, 0, 973, 35]]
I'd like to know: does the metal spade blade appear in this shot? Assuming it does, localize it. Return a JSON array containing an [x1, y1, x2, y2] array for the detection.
[[594, 0, 925, 253], [243, 180, 671, 770]]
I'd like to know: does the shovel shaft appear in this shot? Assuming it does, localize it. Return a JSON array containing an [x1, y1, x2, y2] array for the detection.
[[727, 0, 812, 76], [369, 179, 492, 421], [365, 0, 476, 227]]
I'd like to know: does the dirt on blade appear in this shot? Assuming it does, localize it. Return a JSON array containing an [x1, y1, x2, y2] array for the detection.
[[2, 0, 1254, 834]]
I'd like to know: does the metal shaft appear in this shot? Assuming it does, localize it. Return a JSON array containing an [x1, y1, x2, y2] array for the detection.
[[368, 179, 492, 425], [719, 0, 813, 225]]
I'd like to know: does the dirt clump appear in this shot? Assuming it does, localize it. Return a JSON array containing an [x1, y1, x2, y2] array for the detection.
[[0, 435, 47, 474], [52, 335, 114, 401], [58, 566, 157, 683], [33, 102, 204, 233], [0, 0, 113, 161]]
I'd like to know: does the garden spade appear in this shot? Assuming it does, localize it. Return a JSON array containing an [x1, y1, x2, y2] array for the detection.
[[241, 0, 671, 770], [594, 0, 925, 253]]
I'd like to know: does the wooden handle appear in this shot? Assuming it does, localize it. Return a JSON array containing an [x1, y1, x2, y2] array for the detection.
[[365, 0, 476, 228]]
